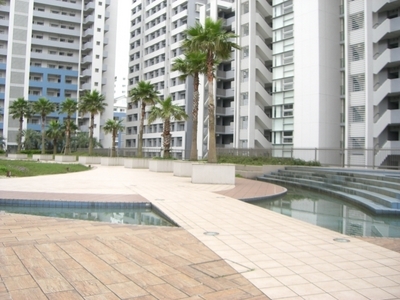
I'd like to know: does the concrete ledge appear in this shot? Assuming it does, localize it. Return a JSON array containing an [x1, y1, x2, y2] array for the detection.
[[32, 154, 53, 161], [54, 155, 76, 162], [149, 160, 174, 172], [7, 154, 28, 160], [192, 163, 235, 185], [124, 158, 150, 169], [101, 157, 124, 166], [235, 165, 287, 179], [173, 161, 193, 177], [79, 156, 101, 164]]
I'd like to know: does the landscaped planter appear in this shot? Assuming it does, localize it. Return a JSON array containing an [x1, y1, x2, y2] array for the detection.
[[54, 155, 77, 162], [100, 157, 124, 166], [148, 159, 174, 172], [32, 154, 53, 161], [124, 158, 150, 169], [7, 154, 28, 160], [192, 163, 235, 185], [78, 156, 101, 165], [173, 160, 193, 177]]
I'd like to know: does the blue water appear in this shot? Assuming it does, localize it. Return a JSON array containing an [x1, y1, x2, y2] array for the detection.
[[251, 188, 400, 238], [0, 201, 174, 227]]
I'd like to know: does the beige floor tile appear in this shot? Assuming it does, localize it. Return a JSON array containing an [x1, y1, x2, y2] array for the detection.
[[46, 290, 84, 300], [3, 274, 37, 291], [71, 279, 110, 297], [107, 281, 148, 299], [357, 287, 397, 300], [0, 263, 29, 278], [289, 283, 324, 296], [275, 274, 309, 286], [9, 287, 47, 300], [36, 277, 73, 294], [261, 286, 297, 299], [313, 280, 351, 293], [339, 278, 375, 290]]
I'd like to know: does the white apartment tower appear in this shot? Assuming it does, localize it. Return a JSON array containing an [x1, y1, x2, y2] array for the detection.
[[125, 0, 400, 168], [0, 0, 117, 151]]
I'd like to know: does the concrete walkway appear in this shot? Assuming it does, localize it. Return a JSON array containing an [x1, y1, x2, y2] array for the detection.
[[1, 166, 400, 299]]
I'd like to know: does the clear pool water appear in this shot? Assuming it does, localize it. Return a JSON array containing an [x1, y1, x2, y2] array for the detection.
[[0, 200, 174, 227], [251, 187, 400, 238]]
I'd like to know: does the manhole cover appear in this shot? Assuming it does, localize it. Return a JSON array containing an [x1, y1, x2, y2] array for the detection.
[[333, 238, 350, 243], [204, 232, 219, 236]]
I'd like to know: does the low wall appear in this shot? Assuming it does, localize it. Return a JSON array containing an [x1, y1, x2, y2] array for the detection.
[[124, 158, 150, 169], [192, 163, 235, 185]]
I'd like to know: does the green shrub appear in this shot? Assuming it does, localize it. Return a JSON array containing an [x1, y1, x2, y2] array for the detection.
[[217, 155, 321, 166]]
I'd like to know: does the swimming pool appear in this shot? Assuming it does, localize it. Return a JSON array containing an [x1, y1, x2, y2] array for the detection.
[[251, 187, 400, 238], [0, 199, 175, 227]]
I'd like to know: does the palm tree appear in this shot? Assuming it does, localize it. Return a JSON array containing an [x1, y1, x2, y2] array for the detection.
[[23, 129, 41, 150], [129, 81, 160, 157], [46, 120, 64, 155], [103, 119, 124, 157], [32, 97, 56, 154], [148, 96, 188, 159], [184, 17, 240, 163], [60, 98, 78, 155], [172, 51, 207, 161], [0, 136, 5, 151], [9, 97, 33, 153], [78, 90, 107, 156]]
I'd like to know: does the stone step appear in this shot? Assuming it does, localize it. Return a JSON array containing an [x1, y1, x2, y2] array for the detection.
[[258, 176, 400, 215], [271, 170, 400, 199], [283, 166, 400, 184]]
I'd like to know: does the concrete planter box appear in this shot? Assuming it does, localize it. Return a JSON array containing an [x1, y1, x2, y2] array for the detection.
[[192, 163, 235, 185], [148, 159, 174, 172], [101, 157, 124, 166], [173, 160, 193, 177], [124, 158, 150, 169], [54, 155, 77, 162], [7, 154, 28, 159], [32, 154, 53, 161], [78, 156, 101, 165]]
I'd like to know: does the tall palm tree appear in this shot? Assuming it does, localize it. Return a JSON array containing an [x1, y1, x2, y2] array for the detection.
[[103, 119, 124, 157], [148, 96, 188, 159], [78, 90, 107, 156], [172, 51, 207, 161], [46, 120, 64, 155], [0, 136, 5, 151], [183, 17, 240, 163], [9, 97, 33, 153], [60, 98, 78, 155], [129, 81, 160, 157], [33, 97, 56, 154]]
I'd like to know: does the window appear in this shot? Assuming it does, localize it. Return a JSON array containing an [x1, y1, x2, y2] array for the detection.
[[242, 24, 249, 36], [95, 68, 99, 72], [351, 74, 365, 92], [240, 116, 248, 129], [242, 2, 249, 14], [283, 104, 293, 116], [241, 70, 249, 82], [349, 106, 365, 122], [283, 77, 293, 90], [242, 46, 249, 58], [350, 12, 364, 30], [283, 131, 293, 143], [241, 92, 248, 106], [350, 43, 364, 61]]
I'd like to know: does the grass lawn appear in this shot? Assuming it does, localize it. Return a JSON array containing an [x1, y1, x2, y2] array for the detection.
[[0, 159, 90, 177]]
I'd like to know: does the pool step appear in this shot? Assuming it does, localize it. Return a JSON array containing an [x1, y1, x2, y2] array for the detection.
[[258, 167, 400, 215]]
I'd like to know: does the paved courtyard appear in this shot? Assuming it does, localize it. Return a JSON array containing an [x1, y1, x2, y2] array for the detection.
[[0, 165, 400, 299]]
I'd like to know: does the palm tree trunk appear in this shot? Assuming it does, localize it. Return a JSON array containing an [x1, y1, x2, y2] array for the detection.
[[41, 116, 46, 154], [111, 130, 116, 157], [17, 117, 23, 153], [207, 59, 217, 163], [53, 139, 57, 155], [89, 113, 94, 156], [163, 118, 171, 159], [64, 116, 71, 155], [138, 101, 146, 157], [190, 74, 199, 161]]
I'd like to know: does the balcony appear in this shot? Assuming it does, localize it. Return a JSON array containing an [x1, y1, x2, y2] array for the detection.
[[373, 47, 400, 74], [374, 109, 400, 138], [216, 88, 234, 98], [84, 2, 95, 12], [373, 16, 400, 43], [374, 78, 400, 105], [84, 15, 94, 25]]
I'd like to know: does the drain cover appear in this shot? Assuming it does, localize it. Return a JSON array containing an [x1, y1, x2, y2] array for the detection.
[[204, 232, 219, 236], [333, 238, 350, 243]]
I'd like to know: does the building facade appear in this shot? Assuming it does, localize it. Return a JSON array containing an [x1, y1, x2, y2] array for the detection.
[[124, 0, 400, 168], [0, 0, 117, 151]]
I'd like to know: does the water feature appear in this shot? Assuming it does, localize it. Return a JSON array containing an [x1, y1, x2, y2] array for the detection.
[[251, 187, 400, 238], [0, 200, 174, 227]]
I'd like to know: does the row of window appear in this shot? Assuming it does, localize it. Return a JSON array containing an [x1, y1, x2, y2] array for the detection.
[[33, 20, 76, 30]]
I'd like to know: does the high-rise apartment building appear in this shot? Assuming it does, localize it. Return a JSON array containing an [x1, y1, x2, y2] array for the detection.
[[0, 0, 118, 151], [125, 0, 400, 168]]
